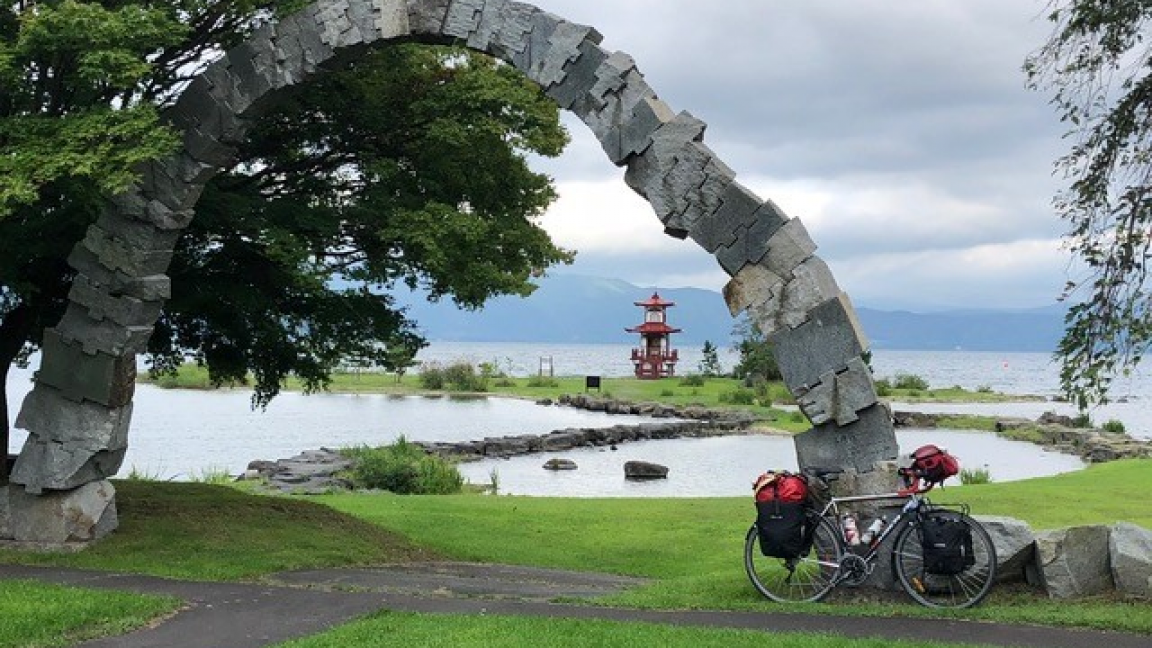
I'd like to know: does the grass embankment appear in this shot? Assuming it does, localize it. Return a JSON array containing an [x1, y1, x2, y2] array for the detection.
[[0, 481, 438, 580], [276, 612, 993, 648], [0, 580, 178, 648], [3, 460, 1150, 642]]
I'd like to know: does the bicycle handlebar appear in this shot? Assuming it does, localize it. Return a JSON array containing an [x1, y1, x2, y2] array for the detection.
[[897, 467, 935, 496]]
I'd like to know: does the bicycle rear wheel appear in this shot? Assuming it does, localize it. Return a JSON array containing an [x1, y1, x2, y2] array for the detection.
[[892, 510, 997, 608], [745, 512, 843, 603]]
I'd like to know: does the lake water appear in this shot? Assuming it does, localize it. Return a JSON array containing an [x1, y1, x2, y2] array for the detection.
[[4, 344, 1145, 495]]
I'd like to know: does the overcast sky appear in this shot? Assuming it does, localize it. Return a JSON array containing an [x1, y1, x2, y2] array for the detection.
[[518, 0, 1069, 312]]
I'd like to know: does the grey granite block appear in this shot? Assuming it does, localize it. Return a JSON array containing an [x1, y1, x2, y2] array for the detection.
[[715, 200, 790, 276], [406, 0, 452, 35], [793, 403, 898, 474], [573, 50, 636, 118], [281, 7, 337, 70], [543, 38, 609, 110], [769, 292, 869, 392], [623, 111, 707, 224], [6, 479, 118, 543], [759, 218, 817, 277], [66, 247, 171, 302], [464, 0, 515, 53], [525, 21, 602, 90], [55, 307, 154, 356], [796, 356, 879, 426], [748, 256, 842, 336], [11, 385, 133, 493], [182, 126, 237, 168], [488, 1, 536, 59], [616, 95, 675, 163], [668, 152, 735, 236], [68, 275, 163, 328], [34, 330, 137, 408], [723, 262, 784, 317], [93, 210, 181, 253], [690, 180, 762, 253], [316, 0, 356, 47], [80, 226, 174, 278], [510, 9, 560, 73], [442, 0, 484, 39]]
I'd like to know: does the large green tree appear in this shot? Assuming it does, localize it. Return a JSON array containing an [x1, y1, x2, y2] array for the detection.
[[0, 2, 571, 475], [1026, 1, 1152, 409]]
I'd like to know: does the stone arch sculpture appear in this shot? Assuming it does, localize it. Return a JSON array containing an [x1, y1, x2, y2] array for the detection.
[[2, 0, 897, 545]]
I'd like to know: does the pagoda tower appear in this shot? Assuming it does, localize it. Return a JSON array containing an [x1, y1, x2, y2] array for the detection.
[[626, 292, 681, 379]]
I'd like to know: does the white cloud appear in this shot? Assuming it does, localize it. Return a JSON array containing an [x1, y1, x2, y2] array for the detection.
[[526, 0, 1073, 312]]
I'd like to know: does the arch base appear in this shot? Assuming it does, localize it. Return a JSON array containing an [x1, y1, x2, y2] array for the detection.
[[1, 481, 118, 549]]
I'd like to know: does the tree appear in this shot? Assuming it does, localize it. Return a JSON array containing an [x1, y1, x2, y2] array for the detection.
[[730, 317, 781, 384], [0, 3, 571, 476], [1026, 1, 1152, 409], [698, 340, 721, 377]]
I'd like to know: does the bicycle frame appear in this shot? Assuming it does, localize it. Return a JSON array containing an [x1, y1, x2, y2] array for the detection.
[[814, 487, 929, 580]]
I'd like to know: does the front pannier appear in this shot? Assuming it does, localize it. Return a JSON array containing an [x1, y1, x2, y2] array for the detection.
[[756, 500, 809, 559], [920, 510, 976, 575]]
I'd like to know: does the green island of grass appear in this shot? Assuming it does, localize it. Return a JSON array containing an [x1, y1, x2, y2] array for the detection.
[[141, 364, 1049, 435]]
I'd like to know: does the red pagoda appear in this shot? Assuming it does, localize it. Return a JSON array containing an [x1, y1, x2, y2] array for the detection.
[[626, 292, 681, 379]]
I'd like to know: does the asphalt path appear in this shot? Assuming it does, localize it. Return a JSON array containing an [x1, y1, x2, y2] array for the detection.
[[1, 563, 1147, 648]]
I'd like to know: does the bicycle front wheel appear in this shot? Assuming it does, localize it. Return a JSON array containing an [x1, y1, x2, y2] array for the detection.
[[744, 513, 843, 603], [892, 510, 997, 608]]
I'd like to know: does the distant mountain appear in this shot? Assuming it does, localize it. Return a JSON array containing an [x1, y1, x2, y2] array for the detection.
[[396, 274, 1067, 352]]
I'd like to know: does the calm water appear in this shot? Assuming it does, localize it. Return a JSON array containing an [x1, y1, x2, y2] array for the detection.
[[4, 343, 1144, 494], [457, 429, 1086, 498]]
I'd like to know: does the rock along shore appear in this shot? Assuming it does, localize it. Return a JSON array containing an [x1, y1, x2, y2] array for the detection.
[[414, 394, 760, 461]]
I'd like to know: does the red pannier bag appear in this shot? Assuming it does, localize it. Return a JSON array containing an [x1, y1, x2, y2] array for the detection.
[[753, 471, 809, 503], [752, 471, 811, 558], [911, 444, 960, 485]]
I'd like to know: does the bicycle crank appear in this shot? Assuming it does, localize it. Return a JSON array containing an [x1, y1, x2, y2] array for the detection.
[[837, 554, 872, 586]]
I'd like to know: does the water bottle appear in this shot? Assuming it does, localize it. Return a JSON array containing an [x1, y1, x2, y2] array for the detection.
[[841, 513, 860, 545], [860, 517, 886, 545]]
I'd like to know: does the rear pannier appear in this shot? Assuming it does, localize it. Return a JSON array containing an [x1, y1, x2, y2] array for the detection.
[[752, 471, 812, 559], [920, 509, 976, 575]]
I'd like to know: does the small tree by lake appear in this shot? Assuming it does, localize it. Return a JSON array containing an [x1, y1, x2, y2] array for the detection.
[[731, 318, 782, 384], [698, 340, 722, 377]]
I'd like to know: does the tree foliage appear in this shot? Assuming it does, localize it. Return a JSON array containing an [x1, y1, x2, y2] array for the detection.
[[697, 340, 721, 377], [730, 317, 781, 383], [1026, 0, 1152, 409]]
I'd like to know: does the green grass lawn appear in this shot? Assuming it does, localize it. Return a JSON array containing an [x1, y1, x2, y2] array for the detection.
[[272, 611, 999, 648], [315, 459, 1152, 632], [0, 580, 178, 648]]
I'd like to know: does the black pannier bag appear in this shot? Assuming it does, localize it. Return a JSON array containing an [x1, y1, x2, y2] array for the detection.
[[920, 510, 976, 574], [756, 500, 809, 559]]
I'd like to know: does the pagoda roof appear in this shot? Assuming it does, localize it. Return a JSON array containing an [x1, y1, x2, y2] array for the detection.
[[626, 322, 682, 334], [634, 291, 675, 308]]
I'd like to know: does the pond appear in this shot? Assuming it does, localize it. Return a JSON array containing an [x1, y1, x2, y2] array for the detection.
[[456, 428, 1086, 498], [5, 363, 1087, 495]]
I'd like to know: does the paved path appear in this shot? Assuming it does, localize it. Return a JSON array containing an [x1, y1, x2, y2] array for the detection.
[[2, 563, 1149, 648]]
